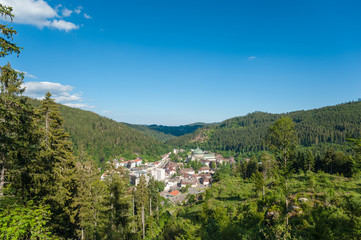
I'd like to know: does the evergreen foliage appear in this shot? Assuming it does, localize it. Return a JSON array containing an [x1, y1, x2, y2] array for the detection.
[[167, 102, 361, 155], [29, 98, 170, 165]]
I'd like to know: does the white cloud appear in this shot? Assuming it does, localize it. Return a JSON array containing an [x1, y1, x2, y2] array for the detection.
[[248, 56, 257, 60], [62, 8, 72, 17], [64, 103, 95, 109], [22, 81, 95, 109], [74, 6, 83, 14], [0, 0, 79, 32], [49, 19, 79, 32], [22, 81, 78, 101], [83, 13, 92, 19]]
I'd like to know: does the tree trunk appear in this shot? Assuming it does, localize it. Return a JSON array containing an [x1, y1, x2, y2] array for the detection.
[[0, 164, 5, 197], [81, 227, 84, 240]]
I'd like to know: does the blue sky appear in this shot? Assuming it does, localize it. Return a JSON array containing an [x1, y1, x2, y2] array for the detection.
[[1, 0, 361, 125]]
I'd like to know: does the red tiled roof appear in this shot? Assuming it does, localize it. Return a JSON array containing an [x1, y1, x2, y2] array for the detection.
[[169, 190, 180, 196], [134, 159, 142, 162]]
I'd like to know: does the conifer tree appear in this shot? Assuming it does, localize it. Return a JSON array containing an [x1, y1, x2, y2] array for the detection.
[[73, 160, 109, 240], [105, 166, 131, 239], [304, 149, 315, 172], [0, 4, 57, 238], [0, 4, 38, 199], [0, 3, 24, 197], [266, 117, 297, 229], [134, 175, 149, 239], [38, 92, 77, 238]]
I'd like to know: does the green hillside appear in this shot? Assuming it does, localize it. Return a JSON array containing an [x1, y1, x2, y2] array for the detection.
[[27, 99, 361, 162], [29, 98, 169, 164], [167, 101, 361, 154]]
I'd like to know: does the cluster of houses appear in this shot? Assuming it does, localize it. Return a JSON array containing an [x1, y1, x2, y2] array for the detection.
[[101, 147, 235, 203]]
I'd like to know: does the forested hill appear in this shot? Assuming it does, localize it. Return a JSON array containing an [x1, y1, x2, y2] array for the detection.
[[29, 98, 169, 164], [167, 101, 361, 154], [127, 122, 210, 141]]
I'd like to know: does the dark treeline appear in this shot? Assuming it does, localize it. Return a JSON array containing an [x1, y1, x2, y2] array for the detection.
[[126, 122, 210, 143], [144, 123, 207, 137]]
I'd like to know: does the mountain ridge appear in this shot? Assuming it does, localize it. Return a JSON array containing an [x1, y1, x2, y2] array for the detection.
[[166, 101, 361, 154]]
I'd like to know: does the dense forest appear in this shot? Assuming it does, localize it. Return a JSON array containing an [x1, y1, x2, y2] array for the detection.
[[167, 102, 361, 156], [29, 98, 170, 165], [29, 98, 361, 166]]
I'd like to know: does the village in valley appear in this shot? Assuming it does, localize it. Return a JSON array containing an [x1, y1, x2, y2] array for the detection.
[[101, 147, 235, 204]]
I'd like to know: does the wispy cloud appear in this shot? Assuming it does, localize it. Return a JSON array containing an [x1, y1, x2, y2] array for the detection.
[[15, 69, 37, 79], [0, 0, 80, 32], [64, 103, 95, 109], [22, 81, 94, 109], [74, 6, 83, 14], [83, 13, 92, 19], [248, 56, 257, 60], [62, 8, 72, 17]]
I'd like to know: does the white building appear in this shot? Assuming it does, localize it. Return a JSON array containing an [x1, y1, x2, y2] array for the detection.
[[180, 178, 198, 188], [151, 168, 165, 181], [164, 179, 178, 191]]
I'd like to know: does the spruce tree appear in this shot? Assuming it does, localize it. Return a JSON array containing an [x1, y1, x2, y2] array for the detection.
[[0, 4, 38, 200], [0, 4, 57, 238], [104, 166, 131, 239], [304, 149, 315, 172], [73, 160, 109, 240], [38, 92, 77, 238]]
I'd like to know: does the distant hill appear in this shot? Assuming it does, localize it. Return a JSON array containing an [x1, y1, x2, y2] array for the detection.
[[127, 122, 210, 141], [166, 101, 361, 154], [28, 98, 169, 164]]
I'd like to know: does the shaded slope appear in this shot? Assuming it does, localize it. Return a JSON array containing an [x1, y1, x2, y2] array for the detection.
[[127, 122, 210, 142]]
